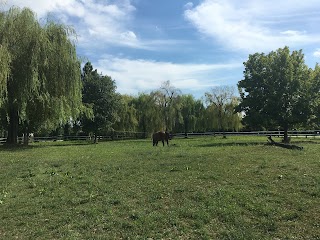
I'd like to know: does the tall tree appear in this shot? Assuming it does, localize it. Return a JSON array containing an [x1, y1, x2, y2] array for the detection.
[[0, 44, 10, 137], [193, 99, 206, 132], [205, 86, 238, 134], [132, 93, 162, 137], [178, 94, 198, 136], [113, 94, 138, 132], [151, 81, 181, 131], [237, 46, 311, 143], [224, 97, 243, 131], [309, 64, 320, 128], [0, 44, 10, 101], [81, 62, 120, 143], [0, 7, 82, 144]]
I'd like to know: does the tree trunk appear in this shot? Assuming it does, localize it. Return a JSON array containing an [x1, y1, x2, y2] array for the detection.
[[218, 108, 226, 138], [283, 124, 289, 144], [23, 127, 29, 146], [142, 117, 147, 139], [7, 107, 19, 145], [184, 119, 188, 138], [218, 108, 223, 132], [94, 133, 98, 144]]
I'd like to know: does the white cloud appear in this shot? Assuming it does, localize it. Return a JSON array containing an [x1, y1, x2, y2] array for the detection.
[[280, 30, 305, 36], [184, 0, 320, 53], [184, 2, 194, 9], [313, 49, 320, 58], [4, 0, 140, 48], [95, 56, 242, 96], [3, 0, 64, 17], [4, 0, 186, 51]]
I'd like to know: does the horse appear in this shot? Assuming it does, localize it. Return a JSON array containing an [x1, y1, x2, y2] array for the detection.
[[152, 131, 171, 146]]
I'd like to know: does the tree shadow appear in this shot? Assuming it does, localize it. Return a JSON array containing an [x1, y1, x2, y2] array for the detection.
[[293, 140, 320, 144], [198, 142, 265, 148], [0, 144, 33, 152], [198, 139, 320, 148], [0, 141, 93, 151]]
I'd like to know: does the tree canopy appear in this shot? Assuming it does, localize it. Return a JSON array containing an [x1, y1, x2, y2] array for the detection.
[[81, 62, 120, 143], [151, 80, 181, 131], [205, 86, 241, 132], [237, 46, 312, 142], [0, 7, 82, 144]]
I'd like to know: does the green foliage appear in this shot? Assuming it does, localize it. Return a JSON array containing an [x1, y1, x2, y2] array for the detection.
[[0, 44, 10, 102], [81, 62, 121, 140], [114, 88, 241, 135], [113, 95, 138, 132], [205, 86, 242, 132], [131, 93, 163, 135], [238, 46, 311, 141], [0, 137, 319, 239], [0, 7, 82, 144], [178, 94, 197, 134], [151, 80, 182, 131], [309, 64, 320, 128], [176, 94, 206, 134]]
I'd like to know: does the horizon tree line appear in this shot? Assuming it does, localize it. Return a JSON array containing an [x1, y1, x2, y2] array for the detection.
[[1, 6, 320, 145]]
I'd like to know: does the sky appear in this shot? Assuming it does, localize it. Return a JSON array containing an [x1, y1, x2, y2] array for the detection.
[[2, 0, 320, 98]]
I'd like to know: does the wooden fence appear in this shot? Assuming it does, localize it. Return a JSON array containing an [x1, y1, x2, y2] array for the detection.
[[0, 131, 148, 144], [173, 130, 320, 138], [1, 130, 320, 144]]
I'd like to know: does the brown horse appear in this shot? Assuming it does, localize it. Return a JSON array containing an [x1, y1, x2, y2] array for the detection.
[[152, 131, 170, 146]]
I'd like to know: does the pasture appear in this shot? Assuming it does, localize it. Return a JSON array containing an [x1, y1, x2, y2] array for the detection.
[[0, 136, 319, 239]]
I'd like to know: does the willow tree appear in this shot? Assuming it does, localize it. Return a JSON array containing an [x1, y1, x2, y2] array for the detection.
[[132, 93, 162, 137], [113, 95, 138, 132], [178, 94, 198, 136], [151, 81, 181, 131], [0, 8, 10, 93], [0, 44, 10, 103], [0, 44, 11, 136], [0, 7, 82, 144], [205, 86, 240, 134]]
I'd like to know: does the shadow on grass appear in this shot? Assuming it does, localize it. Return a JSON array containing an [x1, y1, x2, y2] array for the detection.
[[0, 144, 33, 152], [0, 141, 93, 151], [293, 140, 320, 144], [198, 142, 265, 148], [198, 139, 320, 148]]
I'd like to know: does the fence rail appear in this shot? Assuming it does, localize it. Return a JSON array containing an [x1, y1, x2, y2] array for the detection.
[[1, 130, 320, 144], [0, 131, 147, 144], [174, 130, 320, 138]]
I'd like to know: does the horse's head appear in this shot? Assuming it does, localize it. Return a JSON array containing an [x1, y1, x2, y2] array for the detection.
[[165, 131, 172, 140]]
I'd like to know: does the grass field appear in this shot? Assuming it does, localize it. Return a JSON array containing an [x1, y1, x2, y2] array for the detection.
[[0, 136, 319, 239]]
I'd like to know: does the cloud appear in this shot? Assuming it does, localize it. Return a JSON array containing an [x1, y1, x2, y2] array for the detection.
[[313, 49, 320, 58], [3, 0, 65, 17], [184, 0, 320, 53], [4, 0, 187, 52], [184, 2, 194, 9], [94, 56, 242, 96], [3, 0, 141, 48]]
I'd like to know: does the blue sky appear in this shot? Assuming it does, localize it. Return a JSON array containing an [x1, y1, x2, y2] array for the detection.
[[3, 0, 320, 98]]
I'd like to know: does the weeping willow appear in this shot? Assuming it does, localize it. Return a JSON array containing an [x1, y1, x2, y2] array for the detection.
[[0, 45, 10, 103], [0, 7, 82, 144]]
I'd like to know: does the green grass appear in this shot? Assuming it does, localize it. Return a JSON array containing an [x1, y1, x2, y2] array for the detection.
[[0, 136, 319, 239]]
